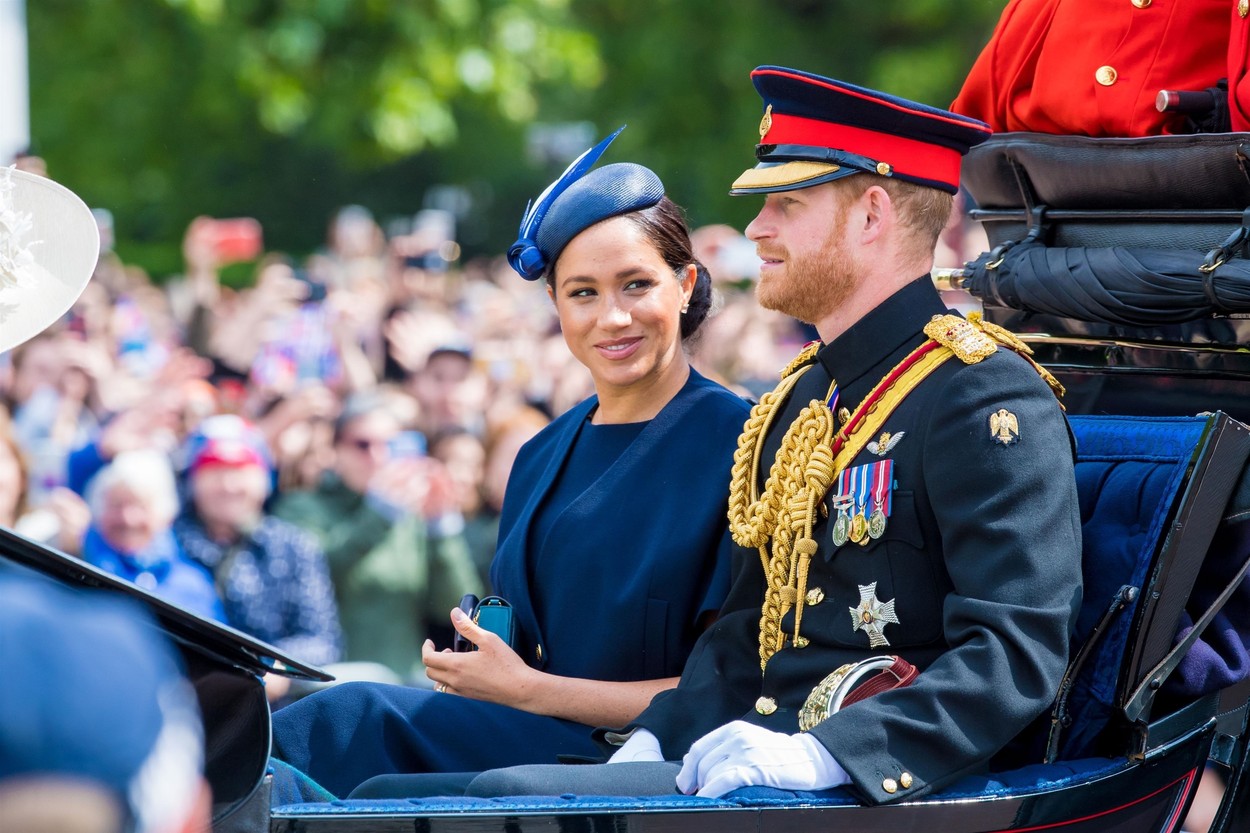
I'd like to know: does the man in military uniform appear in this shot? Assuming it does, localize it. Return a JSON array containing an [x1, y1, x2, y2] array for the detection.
[[468, 65, 1083, 805]]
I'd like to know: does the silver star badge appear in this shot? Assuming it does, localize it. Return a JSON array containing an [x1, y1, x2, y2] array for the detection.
[[867, 431, 905, 456], [849, 582, 900, 648]]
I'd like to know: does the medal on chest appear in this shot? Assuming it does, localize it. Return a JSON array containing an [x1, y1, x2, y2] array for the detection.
[[831, 459, 894, 547], [850, 581, 900, 648]]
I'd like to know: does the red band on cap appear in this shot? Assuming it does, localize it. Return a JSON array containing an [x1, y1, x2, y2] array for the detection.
[[764, 112, 963, 190]]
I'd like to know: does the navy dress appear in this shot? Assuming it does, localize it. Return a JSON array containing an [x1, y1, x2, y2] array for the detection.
[[270, 369, 749, 798]]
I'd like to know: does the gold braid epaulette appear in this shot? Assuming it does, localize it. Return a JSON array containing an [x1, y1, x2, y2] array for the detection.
[[924, 312, 1066, 401]]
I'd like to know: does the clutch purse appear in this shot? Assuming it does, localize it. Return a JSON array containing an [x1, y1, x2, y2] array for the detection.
[[452, 594, 516, 652]]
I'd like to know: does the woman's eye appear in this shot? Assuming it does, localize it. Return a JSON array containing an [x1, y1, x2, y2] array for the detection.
[[569, 288, 595, 298], [625, 279, 654, 291]]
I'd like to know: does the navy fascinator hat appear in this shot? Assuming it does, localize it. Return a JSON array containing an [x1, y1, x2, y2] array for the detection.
[[507, 127, 666, 281]]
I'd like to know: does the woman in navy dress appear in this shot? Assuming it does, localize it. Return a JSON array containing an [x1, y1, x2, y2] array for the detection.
[[269, 131, 752, 799]]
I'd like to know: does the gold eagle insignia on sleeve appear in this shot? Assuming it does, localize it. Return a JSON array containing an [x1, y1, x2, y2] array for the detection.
[[989, 408, 1019, 446]]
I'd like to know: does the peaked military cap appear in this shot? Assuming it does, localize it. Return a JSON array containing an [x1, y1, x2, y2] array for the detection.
[[732, 66, 992, 196]]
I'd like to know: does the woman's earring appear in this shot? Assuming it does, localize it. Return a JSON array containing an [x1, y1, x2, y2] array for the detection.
[[681, 302, 690, 314]]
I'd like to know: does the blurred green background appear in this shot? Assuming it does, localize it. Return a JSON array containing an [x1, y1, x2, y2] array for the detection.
[[26, 0, 1004, 280]]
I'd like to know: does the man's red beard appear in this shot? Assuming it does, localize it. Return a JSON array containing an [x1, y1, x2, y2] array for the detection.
[[755, 202, 858, 325]]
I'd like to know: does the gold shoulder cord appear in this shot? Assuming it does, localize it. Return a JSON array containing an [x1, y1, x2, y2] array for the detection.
[[728, 350, 833, 671], [730, 337, 964, 671], [732, 315, 1063, 672]]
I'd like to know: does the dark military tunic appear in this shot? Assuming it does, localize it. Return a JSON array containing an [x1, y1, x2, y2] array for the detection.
[[628, 277, 1083, 804]]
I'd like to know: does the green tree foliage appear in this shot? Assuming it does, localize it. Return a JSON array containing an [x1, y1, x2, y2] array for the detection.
[[27, 0, 600, 275], [562, 0, 1004, 231], [25, 0, 1003, 277]]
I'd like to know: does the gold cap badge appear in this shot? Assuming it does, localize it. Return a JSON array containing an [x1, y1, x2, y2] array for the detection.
[[759, 104, 773, 139]]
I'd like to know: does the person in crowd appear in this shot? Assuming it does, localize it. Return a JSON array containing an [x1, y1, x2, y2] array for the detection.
[[62, 346, 217, 496], [465, 66, 1082, 806], [8, 334, 110, 503], [10, 146, 48, 177], [172, 415, 342, 703], [0, 572, 212, 833], [80, 449, 225, 622], [266, 130, 751, 800], [0, 405, 91, 554], [0, 408, 29, 529], [273, 391, 483, 684], [255, 381, 342, 495], [428, 427, 494, 592]]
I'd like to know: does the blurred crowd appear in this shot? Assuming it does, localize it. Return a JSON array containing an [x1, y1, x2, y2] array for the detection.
[[0, 152, 986, 705]]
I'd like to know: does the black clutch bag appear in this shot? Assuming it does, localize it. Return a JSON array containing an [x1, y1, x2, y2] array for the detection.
[[452, 594, 516, 652]]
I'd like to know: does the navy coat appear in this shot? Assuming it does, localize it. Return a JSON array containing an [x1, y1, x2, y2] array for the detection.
[[492, 368, 746, 682]]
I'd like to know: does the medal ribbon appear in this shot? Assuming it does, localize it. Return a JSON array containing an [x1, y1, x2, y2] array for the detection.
[[871, 459, 893, 517], [834, 468, 851, 508], [853, 465, 871, 519]]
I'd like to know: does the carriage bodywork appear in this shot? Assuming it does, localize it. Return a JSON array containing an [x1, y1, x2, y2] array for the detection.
[[7, 133, 1250, 833]]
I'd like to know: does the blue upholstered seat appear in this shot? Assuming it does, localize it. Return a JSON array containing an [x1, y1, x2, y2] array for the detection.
[[1055, 415, 1210, 760]]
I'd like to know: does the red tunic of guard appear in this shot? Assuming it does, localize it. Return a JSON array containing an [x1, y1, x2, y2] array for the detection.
[[952, 0, 1233, 137]]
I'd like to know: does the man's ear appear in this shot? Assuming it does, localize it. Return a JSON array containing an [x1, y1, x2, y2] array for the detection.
[[858, 185, 894, 246]]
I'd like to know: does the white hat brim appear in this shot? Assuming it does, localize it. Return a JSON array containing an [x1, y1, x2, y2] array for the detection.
[[0, 167, 99, 354]]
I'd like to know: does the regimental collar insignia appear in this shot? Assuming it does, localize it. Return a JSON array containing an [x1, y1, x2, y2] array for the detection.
[[867, 431, 905, 456], [990, 408, 1019, 446], [759, 104, 773, 139], [924, 314, 996, 365], [779, 339, 822, 379], [849, 582, 899, 648]]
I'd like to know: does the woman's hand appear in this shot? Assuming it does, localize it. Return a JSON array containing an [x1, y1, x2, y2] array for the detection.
[[425, 609, 681, 725], [421, 607, 539, 708]]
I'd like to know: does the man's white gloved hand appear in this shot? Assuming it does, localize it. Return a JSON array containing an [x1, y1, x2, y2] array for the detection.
[[607, 728, 664, 763], [676, 720, 850, 798]]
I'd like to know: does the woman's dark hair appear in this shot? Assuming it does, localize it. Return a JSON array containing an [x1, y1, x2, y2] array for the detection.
[[546, 195, 713, 341]]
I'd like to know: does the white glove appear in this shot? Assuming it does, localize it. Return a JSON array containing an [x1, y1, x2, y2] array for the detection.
[[676, 720, 850, 798], [607, 728, 664, 763]]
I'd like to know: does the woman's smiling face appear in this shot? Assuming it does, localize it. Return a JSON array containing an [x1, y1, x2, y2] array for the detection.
[[548, 215, 694, 398]]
